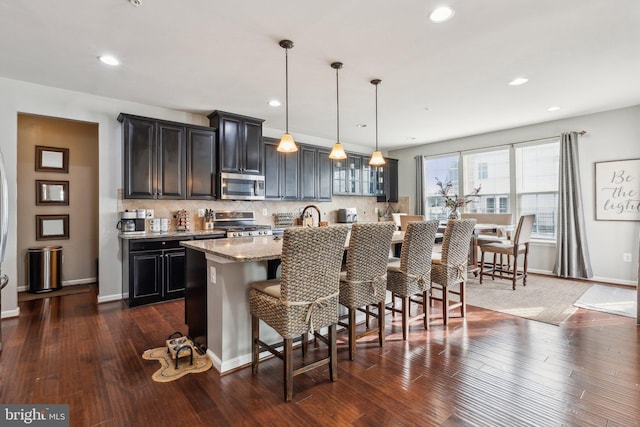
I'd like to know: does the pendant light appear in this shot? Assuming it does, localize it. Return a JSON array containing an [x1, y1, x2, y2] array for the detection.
[[329, 62, 347, 160], [369, 79, 386, 166], [277, 40, 297, 152]]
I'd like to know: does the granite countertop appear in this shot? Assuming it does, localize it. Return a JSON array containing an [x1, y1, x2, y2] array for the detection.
[[181, 236, 284, 262], [181, 230, 405, 263], [118, 229, 227, 240]]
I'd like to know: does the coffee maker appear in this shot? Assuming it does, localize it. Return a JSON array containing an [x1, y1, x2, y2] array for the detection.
[[117, 211, 146, 234]]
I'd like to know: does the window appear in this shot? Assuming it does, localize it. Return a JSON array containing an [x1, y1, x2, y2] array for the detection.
[[424, 154, 459, 221], [463, 149, 510, 214], [515, 141, 560, 239]]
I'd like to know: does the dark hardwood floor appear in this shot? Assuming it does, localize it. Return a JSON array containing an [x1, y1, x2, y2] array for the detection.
[[1, 287, 639, 426]]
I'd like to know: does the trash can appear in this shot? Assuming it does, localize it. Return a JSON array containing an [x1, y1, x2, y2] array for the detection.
[[28, 246, 62, 293]]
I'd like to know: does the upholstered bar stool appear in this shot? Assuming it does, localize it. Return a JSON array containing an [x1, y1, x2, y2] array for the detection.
[[249, 225, 349, 402], [479, 214, 535, 290], [430, 219, 476, 325], [338, 222, 396, 360], [386, 220, 439, 339]]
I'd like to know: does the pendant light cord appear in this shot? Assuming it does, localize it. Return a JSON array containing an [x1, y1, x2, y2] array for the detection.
[[336, 66, 340, 143], [375, 82, 378, 151], [285, 47, 289, 134]]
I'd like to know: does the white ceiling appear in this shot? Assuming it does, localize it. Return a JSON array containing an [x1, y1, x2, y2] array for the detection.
[[1, 0, 639, 151]]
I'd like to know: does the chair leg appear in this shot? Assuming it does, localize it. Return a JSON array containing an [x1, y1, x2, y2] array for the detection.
[[512, 254, 518, 290], [402, 296, 409, 340], [251, 315, 259, 375], [480, 250, 485, 284], [284, 338, 293, 402], [348, 308, 356, 361], [301, 333, 307, 356], [523, 250, 529, 287], [365, 305, 370, 328], [423, 289, 430, 330], [492, 253, 497, 280], [378, 300, 385, 347], [329, 324, 338, 382], [442, 287, 449, 325], [460, 281, 466, 318]]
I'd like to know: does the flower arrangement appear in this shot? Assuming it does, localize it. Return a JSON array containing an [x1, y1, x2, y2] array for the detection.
[[435, 178, 481, 211]]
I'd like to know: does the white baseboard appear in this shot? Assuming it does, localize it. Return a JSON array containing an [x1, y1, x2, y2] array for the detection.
[[97, 293, 123, 304], [17, 277, 97, 293], [1, 307, 20, 319], [527, 269, 636, 287]]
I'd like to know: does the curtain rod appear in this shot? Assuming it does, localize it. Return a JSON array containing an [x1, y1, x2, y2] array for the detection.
[[414, 130, 587, 159]]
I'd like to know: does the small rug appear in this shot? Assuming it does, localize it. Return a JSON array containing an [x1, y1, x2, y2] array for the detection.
[[573, 284, 637, 318], [18, 284, 94, 302], [142, 347, 212, 382], [465, 274, 593, 325]]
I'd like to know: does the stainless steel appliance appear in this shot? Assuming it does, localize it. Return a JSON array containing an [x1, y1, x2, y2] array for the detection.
[[338, 208, 358, 223], [219, 172, 265, 201], [117, 211, 146, 234], [0, 150, 9, 352], [212, 211, 272, 237]]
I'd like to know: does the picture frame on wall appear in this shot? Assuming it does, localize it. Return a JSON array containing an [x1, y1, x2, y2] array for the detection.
[[35, 145, 69, 173], [36, 180, 69, 206], [595, 158, 640, 221], [36, 214, 70, 240]]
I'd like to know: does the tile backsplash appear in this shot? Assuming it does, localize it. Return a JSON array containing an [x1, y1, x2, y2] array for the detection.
[[119, 196, 409, 231]]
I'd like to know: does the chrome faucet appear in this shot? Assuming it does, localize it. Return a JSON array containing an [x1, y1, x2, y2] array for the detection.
[[300, 205, 322, 227]]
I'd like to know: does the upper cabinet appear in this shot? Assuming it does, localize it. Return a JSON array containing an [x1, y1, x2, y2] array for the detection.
[[119, 113, 216, 200], [187, 127, 217, 200], [299, 145, 332, 201], [119, 114, 187, 199], [208, 111, 264, 175], [264, 137, 299, 200], [375, 158, 399, 203], [333, 153, 363, 195]]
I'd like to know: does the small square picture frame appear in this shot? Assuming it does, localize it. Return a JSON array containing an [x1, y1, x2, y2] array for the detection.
[[36, 180, 69, 206], [36, 214, 70, 240], [35, 145, 69, 173]]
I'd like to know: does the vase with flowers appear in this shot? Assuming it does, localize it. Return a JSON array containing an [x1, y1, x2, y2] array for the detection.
[[435, 178, 481, 219]]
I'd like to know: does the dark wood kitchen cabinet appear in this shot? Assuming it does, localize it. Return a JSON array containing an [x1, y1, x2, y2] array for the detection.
[[119, 114, 187, 199], [208, 111, 264, 175], [333, 153, 363, 195], [122, 237, 190, 307], [187, 127, 217, 200], [300, 144, 332, 201], [375, 157, 399, 203], [264, 137, 299, 200]]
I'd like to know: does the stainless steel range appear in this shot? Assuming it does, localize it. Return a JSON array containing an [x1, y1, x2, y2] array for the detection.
[[213, 211, 273, 238]]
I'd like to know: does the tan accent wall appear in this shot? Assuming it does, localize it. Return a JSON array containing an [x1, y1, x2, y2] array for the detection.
[[17, 114, 99, 288]]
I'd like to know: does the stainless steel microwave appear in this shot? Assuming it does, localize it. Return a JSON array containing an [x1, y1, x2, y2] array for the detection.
[[219, 172, 265, 200]]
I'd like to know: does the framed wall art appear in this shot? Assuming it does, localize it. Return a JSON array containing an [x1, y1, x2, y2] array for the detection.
[[36, 214, 70, 240], [35, 145, 69, 173], [595, 158, 640, 221], [36, 180, 69, 206]]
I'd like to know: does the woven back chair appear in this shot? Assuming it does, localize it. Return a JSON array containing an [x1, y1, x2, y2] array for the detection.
[[479, 214, 535, 290], [386, 220, 439, 340], [338, 222, 396, 360], [430, 219, 476, 325], [249, 225, 349, 401]]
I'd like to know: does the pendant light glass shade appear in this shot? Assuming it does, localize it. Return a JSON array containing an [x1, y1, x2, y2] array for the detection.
[[329, 62, 347, 160], [277, 40, 298, 153], [369, 79, 386, 166]]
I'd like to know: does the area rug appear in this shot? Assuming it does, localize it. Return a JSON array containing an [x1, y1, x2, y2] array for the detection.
[[18, 284, 95, 302], [465, 274, 593, 325], [142, 347, 212, 383], [573, 284, 637, 318]]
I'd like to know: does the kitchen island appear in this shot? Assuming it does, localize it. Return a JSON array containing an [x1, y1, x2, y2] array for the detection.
[[181, 229, 404, 374]]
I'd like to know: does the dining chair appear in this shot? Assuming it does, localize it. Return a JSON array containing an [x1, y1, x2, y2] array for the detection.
[[386, 220, 440, 339], [479, 214, 535, 290], [430, 219, 476, 325], [338, 222, 396, 360], [249, 225, 349, 402]]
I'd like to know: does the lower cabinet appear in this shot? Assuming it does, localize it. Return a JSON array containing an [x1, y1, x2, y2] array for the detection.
[[122, 237, 190, 307]]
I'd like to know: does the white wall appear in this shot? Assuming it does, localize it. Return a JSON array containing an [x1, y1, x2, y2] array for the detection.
[[390, 105, 640, 285]]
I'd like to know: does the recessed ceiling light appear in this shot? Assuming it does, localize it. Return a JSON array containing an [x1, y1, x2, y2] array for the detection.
[[508, 77, 528, 86], [548, 106, 561, 112], [268, 100, 281, 107], [356, 124, 367, 128], [407, 137, 416, 141], [98, 55, 120, 66], [129, 0, 141, 6], [429, 6, 455, 23]]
